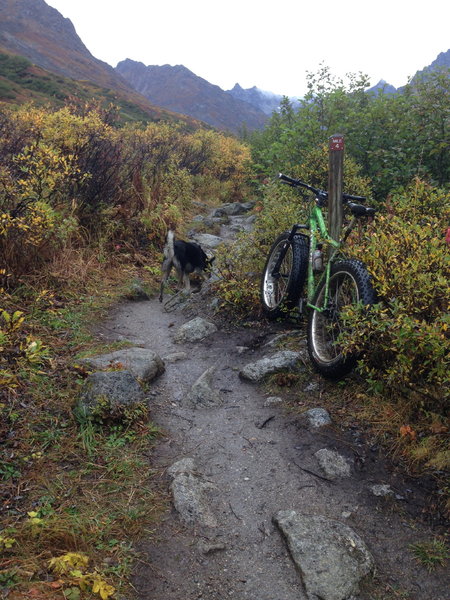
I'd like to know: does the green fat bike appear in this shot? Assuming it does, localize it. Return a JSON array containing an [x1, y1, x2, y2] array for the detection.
[[260, 173, 377, 379]]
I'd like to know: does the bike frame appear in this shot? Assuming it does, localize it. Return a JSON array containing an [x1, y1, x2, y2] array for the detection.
[[285, 200, 359, 314]]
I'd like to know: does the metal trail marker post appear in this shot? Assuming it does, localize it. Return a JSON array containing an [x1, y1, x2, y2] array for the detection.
[[328, 134, 344, 249]]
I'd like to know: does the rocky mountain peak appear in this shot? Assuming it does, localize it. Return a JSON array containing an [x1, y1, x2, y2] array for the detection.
[[367, 79, 397, 94]]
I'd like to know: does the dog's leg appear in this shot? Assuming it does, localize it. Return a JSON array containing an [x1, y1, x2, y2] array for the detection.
[[172, 265, 183, 291], [182, 272, 191, 295], [159, 258, 172, 302]]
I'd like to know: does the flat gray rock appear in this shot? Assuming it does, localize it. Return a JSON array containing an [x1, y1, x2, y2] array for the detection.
[[305, 407, 332, 428], [163, 351, 188, 363], [264, 396, 283, 407], [274, 511, 374, 600], [239, 351, 302, 382], [303, 382, 320, 393], [228, 214, 257, 233], [315, 448, 351, 479], [187, 366, 222, 408], [168, 458, 217, 528], [370, 484, 394, 497], [79, 347, 165, 382], [191, 233, 224, 249], [174, 317, 217, 343], [210, 201, 254, 217]]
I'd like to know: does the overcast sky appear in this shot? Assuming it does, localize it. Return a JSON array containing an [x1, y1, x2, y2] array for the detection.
[[46, 0, 449, 97]]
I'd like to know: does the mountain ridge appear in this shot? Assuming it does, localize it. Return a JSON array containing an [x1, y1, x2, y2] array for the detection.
[[115, 59, 268, 133], [411, 48, 450, 83], [0, 0, 448, 133], [368, 49, 450, 94]]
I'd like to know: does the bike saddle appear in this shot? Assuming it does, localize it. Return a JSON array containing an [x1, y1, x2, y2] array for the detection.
[[347, 202, 376, 217]]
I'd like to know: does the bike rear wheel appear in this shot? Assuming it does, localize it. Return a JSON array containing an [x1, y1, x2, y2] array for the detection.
[[260, 232, 309, 319], [307, 259, 376, 379]]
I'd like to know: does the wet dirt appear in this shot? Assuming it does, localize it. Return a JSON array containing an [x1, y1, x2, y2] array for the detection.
[[96, 295, 449, 600]]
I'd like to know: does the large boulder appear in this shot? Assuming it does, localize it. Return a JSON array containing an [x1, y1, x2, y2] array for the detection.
[[239, 351, 303, 382], [79, 347, 165, 382], [274, 511, 374, 600]]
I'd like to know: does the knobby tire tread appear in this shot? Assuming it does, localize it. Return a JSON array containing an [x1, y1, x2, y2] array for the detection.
[[307, 259, 376, 379], [260, 232, 309, 320]]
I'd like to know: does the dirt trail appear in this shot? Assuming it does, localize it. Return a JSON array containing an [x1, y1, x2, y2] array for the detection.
[[97, 295, 448, 600], [95, 191, 447, 600]]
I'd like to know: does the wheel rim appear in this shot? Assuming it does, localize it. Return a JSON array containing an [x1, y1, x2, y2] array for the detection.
[[262, 241, 293, 309], [310, 270, 359, 364]]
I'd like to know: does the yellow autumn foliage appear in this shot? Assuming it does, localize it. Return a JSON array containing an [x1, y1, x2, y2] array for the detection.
[[0, 103, 251, 286], [49, 553, 115, 600]]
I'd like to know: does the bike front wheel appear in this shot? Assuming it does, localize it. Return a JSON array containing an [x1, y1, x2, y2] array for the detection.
[[260, 232, 309, 320], [307, 259, 376, 379]]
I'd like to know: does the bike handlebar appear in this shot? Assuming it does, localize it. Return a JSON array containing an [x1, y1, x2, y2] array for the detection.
[[278, 173, 367, 204], [278, 173, 320, 195]]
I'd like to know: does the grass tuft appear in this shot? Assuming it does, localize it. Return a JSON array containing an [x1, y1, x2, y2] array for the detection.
[[409, 538, 449, 572]]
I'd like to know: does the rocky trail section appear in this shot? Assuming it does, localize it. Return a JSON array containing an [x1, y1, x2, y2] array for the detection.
[[90, 204, 448, 600]]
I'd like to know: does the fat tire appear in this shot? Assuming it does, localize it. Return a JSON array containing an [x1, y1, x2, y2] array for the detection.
[[260, 232, 309, 320], [307, 259, 376, 379]]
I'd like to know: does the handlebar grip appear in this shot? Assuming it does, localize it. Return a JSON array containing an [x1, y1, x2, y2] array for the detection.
[[278, 173, 299, 185]]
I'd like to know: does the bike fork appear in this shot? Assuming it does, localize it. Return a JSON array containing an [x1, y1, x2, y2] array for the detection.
[[270, 224, 308, 277]]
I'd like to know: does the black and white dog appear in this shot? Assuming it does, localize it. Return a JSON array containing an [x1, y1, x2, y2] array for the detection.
[[159, 230, 214, 302]]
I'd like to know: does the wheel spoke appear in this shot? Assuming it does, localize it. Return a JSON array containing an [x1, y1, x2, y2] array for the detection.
[[312, 271, 359, 364], [261, 233, 309, 319], [308, 259, 376, 379]]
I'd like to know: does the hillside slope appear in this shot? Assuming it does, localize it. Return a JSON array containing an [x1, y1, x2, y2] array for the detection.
[[116, 59, 268, 133], [0, 0, 130, 90], [0, 0, 203, 127]]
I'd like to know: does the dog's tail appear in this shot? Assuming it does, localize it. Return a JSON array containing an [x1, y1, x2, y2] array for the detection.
[[164, 229, 175, 261]]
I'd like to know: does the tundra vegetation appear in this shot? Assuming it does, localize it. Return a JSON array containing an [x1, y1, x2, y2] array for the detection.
[[1, 65, 449, 597]]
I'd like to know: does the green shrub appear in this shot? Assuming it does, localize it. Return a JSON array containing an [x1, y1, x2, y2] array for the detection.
[[0, 54, 31, 80], [0, 79, 16, 99], [341, 179, 449, 413], [0, 103, 252, 288]]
